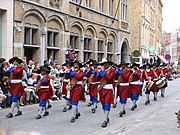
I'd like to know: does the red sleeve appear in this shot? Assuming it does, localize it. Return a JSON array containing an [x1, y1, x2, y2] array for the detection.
[[104, 69, 115, 81], [142, 70, 147, 81]]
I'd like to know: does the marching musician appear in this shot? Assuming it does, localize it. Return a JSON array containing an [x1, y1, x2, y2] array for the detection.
[[160, 63, 169, 97], [112, 63, 118, 108], [67, 60, 86, 123], [35, 66, 53, 119], [97, 58, 115, 128], [6, 57, 26, 118], [129, 63, 142, 111], [142, 63, 153, 105], [61, 60, 72, 112], [85, 60, 99, 113], [116, 61, 131, 117], [151, 63, 162, 101]]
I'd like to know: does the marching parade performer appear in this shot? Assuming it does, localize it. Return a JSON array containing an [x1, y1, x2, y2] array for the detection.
[[112, 64, 118, 108], [35, 66, 53, 119], [6, 57, 25, 118], [85, 60, 99, 113], [151, 63, 162, 101], [142, 63, 153, 105], [66, 60, 86, 123], [61, 60, 72, 112], [116, 61, 131, 117], [97, 58, 115, 128], [160, 63, 169, 97], [129, 63, 142, 111]]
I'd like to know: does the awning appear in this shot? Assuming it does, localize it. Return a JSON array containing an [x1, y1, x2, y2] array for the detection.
[[157, 55, 168, 64]]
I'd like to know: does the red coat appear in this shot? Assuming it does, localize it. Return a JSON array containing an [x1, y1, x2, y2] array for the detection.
[[130, 70, 142, 94], [151, 69, 159, 91], [99, 68, 115, 104], [37, 75, 53, 100], [70, 69, 86, 102], [88, 70, 99, 97], [10, 66, 25, 96], [161, 67, 169, 88], [142, 69, 153, 81], [61, 75, 70, 95], [117, 69, 131, 98]]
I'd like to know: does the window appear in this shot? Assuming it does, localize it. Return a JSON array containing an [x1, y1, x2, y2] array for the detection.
[[99, 0, 104, 12], [70, 35, 78, 49], [24, 27, 39, 45], [47, 49, 58, 61], [107, 41, 113, 52], [98, 53, 104, 62], [47, 31, 59, 47], [72, 0, 79, 3], [98, 40, 104, 51], [121, 0, 127, 20], [109, 0, 113, 16], [84, 52, 91, 62], [86, 0, 91, 7], [107, 54, 113, 61], [84, 38, 91, 50]]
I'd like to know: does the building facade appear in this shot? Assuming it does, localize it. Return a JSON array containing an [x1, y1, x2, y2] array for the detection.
[[170, 29, 180, 64], [0, 0, 14, 59], [129, 0, 163, 65], [13, 0, 131, 64]]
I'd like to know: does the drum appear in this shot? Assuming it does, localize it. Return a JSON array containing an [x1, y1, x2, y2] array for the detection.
[[146, 81, 154, 91], [156, 79, 166, 88]]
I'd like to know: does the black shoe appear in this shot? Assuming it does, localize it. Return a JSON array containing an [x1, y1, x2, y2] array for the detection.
[[145, 100, 150, 105], [47, 104, 52, 109], [91, 108, 96, 113], [70, 117, 75, 123], [63, 107, 67, 112], [101, 121, 108, 128], [161, 94, 164, 97], [95, 105, 98, 109], [36, 114, 41, 119], [43, 111, 49, 116], [113, 104, 117, 108], [107, 118, 110, 123], [68, 105, 72, 110], [154, 97, 157, 101], [87, 102, 93, 107], [123, 110, 126, 114], [119, 111, 123, 117], [6, 113, 13, 118], [140, 93, 142, 96], [75, 112, 81, 119], [134, 104, 137, 108], [131, 106, 135, 111], [15, 111, 22, 116]]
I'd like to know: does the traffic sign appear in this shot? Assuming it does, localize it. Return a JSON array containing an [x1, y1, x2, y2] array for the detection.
[[165, 54, 171, 60]]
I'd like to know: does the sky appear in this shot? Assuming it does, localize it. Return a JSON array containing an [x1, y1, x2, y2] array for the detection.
[[162, 0, 180, 32]]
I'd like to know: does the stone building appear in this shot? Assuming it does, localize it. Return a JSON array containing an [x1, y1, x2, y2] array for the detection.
[[13, 0, 131, 64], [0, 0, 14, 59], [129, 0, 163, 65]]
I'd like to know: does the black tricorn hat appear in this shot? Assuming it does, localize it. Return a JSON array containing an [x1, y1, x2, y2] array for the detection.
[[9, 57, 23, 64], [40, 66, 51, 74], [131, 63, 140, 68], [86, 59, 94, 64], [99, 58, 114, 65], [90, 60, 99, 66], [71, 60, 83, 68], [117, 61, 130, 67]]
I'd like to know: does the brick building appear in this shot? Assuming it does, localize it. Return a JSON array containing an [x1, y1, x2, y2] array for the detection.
[[13, 0, 131, 64], [129, 0, 163, 65]]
